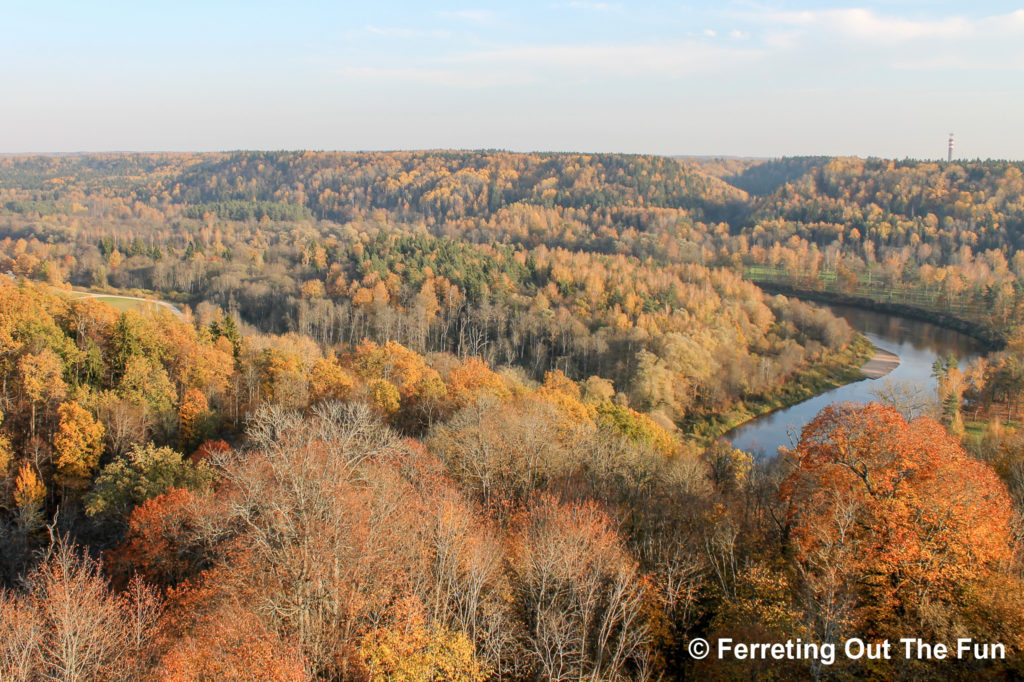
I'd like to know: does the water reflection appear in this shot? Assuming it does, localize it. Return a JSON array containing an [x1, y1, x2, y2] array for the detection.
[[725, 305, 984, 457]]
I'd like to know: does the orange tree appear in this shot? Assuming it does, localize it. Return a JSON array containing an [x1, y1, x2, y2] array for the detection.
[[781, 402, 1024, 656]]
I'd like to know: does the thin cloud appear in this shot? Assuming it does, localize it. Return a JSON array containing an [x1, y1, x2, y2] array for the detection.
[[742, 7, 1024, 45], [730, 7, 1024, 71], [339, 65, 532, 88], [773, 8, 970, 43]]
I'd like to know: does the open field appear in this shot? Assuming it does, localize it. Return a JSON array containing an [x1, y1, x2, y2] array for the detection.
[[58, 289, 183, 317]]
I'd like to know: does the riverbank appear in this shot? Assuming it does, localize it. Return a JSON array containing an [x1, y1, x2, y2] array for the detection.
[[860, 347, 899, 379], [752, 282, 1006, 351], [687, 334, 875, 447]]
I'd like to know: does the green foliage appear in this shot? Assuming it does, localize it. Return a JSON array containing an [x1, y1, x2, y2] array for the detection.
[[593, 400, 676, 455], [181, 200, 312, 222], [85, 443, 214, 517]]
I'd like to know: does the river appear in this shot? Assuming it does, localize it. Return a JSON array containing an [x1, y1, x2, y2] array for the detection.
[[726, 305, 985, 457]]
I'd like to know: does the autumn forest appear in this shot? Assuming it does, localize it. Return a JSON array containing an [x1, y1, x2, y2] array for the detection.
[[2, 151, 1024, 680]]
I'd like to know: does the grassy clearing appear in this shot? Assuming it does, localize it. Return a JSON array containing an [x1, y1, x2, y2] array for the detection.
[[54, 287, 181, 316], [89, 295, 164, 313]]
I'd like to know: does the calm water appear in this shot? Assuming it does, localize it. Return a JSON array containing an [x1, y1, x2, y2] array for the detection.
[[726, 305, 984, 457]]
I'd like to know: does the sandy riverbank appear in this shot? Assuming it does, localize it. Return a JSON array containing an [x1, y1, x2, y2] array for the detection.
[[861, 347, 900, 379]]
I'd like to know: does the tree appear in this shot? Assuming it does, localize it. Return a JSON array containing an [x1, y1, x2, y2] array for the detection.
[[177, 389, 211, 452], [309, 353, 355, 403], [85, 443, 214, 518], [119, 356, 176, 418], [109, 312, 143, 382], [782, 403, 1022, 651], [110, 488, 208, 588], [932, 354, 967, 436], [0, 410, 13, 476], [53, 401, 106, 490], [0, 537, 161, 681], [427, 396, 563, 507], [359, 597, 489, 682], [18, 349, 67, 438], [216, 311, 242, 358], [13, 463, 46, 533], [368, 378, 400, 416], [510, 496, 652, 681], [154, 574, 307, 681], [95, 392, 149, 457], [444, 357, 508, 410]]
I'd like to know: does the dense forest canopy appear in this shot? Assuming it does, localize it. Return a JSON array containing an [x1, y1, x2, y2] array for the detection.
[[2, 151, 1024, 679], [3, 151, 1023, 330]]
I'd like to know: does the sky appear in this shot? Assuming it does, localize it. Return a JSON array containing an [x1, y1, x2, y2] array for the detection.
[[2, 1, 1023, 159]]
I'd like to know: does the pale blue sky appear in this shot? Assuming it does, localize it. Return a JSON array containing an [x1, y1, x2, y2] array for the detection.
[[2, 1, 1022, 158]]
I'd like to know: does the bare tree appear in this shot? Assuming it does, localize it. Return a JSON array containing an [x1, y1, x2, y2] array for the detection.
[[512, 497, 652, 681], [0, 534, 161, 682]]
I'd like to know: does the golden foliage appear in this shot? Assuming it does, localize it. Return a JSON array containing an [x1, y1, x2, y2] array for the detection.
[[53, 401, 106, 489]]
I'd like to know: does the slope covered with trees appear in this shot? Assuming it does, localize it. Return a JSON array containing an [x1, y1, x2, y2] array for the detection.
[[2, 151, 1024, 679]]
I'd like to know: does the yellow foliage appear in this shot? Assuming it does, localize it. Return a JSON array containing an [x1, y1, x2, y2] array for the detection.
[[19, 349, 67, 407], [353, 340, 445, 402], [0, 432, 11, 475], [54, 401, 106, 489], [540, 369, 581, 399], [536, 370, 593, 433], [445, 357, 509, 408], [309, 354, 355, 402], [256, 345, 311, 409], [369, 379, 401, 416], [0, 409, 11, 475], [178, 389, 210, 450], [360, 605, 489, 682], [300, 279, 326, 299], [14, 462, 45, 511]]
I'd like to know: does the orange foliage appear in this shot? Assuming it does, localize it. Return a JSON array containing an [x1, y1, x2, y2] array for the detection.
[[156, 573, 308, 681], [352, 340, 444, 401], [783, 402, 1019, 641], [309, 353, 355, 403], [190, 439, 232, 464], [444, 357, 508, 409], [112, 488, 206, 588]]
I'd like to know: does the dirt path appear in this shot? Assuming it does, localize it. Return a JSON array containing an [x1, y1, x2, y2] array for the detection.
[[861, 346, 900, 379]]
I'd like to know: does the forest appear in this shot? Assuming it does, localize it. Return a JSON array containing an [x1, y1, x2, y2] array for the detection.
[[1, 151, 1024, 680]]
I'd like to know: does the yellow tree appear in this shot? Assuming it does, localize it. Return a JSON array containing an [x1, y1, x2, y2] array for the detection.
[[369, 379, 401, 416], [177, 389, 210, 452], [0, 409, 13, 476], [54, 402, 106, 490], [18, 349, 67, 437], [309, 353, 355, 403], [14, 462, 46, 532], [359, 597, 489, 682]]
